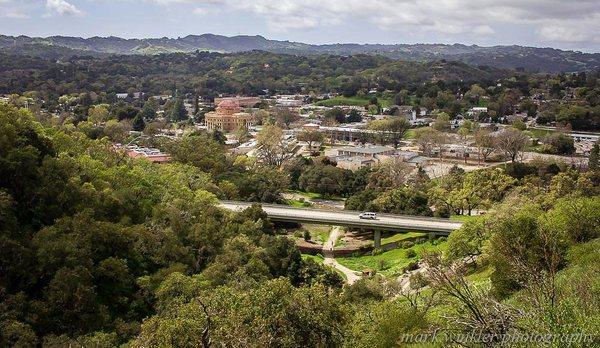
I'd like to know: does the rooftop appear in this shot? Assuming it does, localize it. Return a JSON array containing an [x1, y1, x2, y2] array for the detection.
[[338, 146, 395, 154], [338, 156, 377, 163]]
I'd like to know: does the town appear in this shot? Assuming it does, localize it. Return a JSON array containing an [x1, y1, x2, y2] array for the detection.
[[1, 65, 599, 346], [5, 83, 593, 174], [1, 0, 599, 345]]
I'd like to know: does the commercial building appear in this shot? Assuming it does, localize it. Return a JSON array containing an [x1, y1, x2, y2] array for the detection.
[[327, 146, 396, 171], [335, 146, 396, 158], [336, 157, 377, 171]]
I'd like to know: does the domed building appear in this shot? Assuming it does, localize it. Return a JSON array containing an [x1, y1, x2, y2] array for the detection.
[[205, 99, 255, 133]]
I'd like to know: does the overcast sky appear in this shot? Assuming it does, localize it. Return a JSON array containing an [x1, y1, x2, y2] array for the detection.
[[1, 0, 599, 52]]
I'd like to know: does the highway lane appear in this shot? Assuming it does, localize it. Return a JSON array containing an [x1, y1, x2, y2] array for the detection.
[[219, 201, 463, 234]]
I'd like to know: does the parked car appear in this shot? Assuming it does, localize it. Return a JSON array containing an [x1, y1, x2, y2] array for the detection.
[[359, 212, 377, 219]]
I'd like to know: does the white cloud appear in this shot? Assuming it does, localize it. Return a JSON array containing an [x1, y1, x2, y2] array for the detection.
[[83, 0, 600, 49], [536, 12, 600, 44], [46, 0, 83, 16], [0, 0, 29, 18], [192, 6, 220, 16], [3, 11, 30, 19], [136, 0, 600, 43]]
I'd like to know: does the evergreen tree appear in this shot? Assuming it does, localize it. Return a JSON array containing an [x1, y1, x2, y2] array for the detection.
[[212, 130, 226, 144], [193, 95, 199, 115], [141, 99, 157, 120], [170, 98, 188, 122], [590, 141, 600, 171], [326, 107, 346, 123], [132, 113, 146, 131], [347, 109, 362, 123]]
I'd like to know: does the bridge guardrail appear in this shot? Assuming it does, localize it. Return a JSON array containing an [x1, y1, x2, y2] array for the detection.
[[219, 200, 463, 225]]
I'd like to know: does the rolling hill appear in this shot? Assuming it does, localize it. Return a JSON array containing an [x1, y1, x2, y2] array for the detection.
[[1, 34, 598, 73]]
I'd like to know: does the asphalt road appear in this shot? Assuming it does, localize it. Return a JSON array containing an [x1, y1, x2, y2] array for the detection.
[[219, 201, 463, 234]]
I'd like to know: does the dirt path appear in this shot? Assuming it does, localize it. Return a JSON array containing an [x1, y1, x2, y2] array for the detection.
[[323, 226, 361, 285]]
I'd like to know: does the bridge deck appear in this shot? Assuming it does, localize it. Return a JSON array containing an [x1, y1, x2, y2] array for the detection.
[[219, 201, 463, 234]]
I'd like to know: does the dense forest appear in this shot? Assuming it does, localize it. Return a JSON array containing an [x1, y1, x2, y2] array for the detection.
[[0, 103, 342, 346], [0, 51, 507, 100], [1, 102, 599, 346]]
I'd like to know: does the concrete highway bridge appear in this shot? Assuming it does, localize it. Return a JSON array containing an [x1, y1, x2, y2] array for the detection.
[[219, 201, 463, 247]]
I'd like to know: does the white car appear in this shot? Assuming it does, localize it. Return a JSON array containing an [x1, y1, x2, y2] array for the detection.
[[359, 212, 377, 220]]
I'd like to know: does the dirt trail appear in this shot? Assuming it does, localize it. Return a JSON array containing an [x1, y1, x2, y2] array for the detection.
[[322, 226, 360, 285]]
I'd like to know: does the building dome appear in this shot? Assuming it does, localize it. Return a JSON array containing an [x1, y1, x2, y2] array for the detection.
[[217, 99, 241, 111]]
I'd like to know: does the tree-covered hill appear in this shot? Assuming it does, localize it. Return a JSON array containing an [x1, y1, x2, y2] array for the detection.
[[0, 50, 509, 99], [1, 34, 598, 72]]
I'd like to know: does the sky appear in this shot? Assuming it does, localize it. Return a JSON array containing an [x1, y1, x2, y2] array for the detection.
[[1, 0, 599, 52]]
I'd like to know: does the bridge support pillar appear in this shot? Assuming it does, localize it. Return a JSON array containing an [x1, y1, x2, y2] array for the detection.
[[374, 230, 381, 249]]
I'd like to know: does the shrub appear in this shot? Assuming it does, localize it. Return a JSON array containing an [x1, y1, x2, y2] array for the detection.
[[403, 261, 419, 272], [401, 241, 414, 249], [434, 205, 451, 218], [303, 230, 311, 241], [406, 249, 417, 258], [409, 273, 428, 289], [415, 238, 426, 245]]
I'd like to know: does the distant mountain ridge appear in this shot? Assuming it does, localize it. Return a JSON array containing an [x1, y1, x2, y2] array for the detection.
[[1, 33, 599, 73]]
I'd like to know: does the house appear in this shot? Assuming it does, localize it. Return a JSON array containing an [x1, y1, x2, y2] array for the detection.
[[275, 95, 305, 107], [396, 151, 429, 165], [451, 117, 466, 129], [302, 123, 321, 132], [116, 92, 144, 99], [410, 118, 431, 126], [467, 107, 488, 120], [507, 113, 528, 124], [232, 140, 258, 155], [117, 145, 171, 164]]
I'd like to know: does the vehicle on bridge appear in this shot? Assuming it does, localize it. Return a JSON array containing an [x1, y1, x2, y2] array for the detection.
[[359, 212, 377, 220]]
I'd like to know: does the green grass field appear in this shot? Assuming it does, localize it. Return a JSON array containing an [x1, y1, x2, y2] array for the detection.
[[288, 190, 322, 199], [304, 224, 332, 245], [288, 190, 345, 201], [302, 254, 347, 280], [526, 128, 556, 139], [405, 126, 428, 139], [465, 266, 493, 287], [315, 97, 369, 107], [337, 240, 447, 277], [301, 254, 325, 264], [381, 232, 426, 245], [450, 215, 480, 223], [286, 200, 312, 208]]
